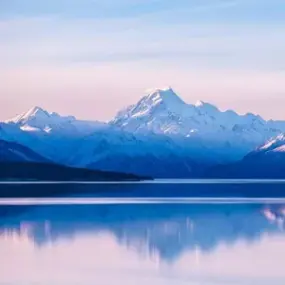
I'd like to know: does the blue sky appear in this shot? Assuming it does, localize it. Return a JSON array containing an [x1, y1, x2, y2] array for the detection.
[[0, 0, 285, 121]]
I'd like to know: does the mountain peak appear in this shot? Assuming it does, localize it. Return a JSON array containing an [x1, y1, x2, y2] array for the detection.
[[7, 106, 51, 124], [25, 106, 50, 118], [146, 86, 173, 93], [111, 87, 187, 126], [5, 106, 79, 131], [145, 87, 185, 107]]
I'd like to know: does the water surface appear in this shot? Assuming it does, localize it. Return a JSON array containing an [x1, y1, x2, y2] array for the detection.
[[1, 197, 285, 285], [1, 181, 285, 198]]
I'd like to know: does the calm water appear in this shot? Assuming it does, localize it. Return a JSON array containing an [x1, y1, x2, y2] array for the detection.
[[1, 184, 285, 284], [2, 180, 285, 198]]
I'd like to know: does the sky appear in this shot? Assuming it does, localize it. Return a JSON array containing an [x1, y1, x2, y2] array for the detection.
[[0, 0, 285, 121]]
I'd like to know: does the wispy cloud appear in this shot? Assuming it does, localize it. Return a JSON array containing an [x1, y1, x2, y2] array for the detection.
[[0, 14, 284, 71]]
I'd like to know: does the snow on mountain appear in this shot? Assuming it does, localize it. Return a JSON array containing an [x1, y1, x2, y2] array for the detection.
[[2, 88, 285, 177], [8, 106, 59, 124], [112, 87, 266, 136], [111, 87, 285, 161], [1, 103, 210, 177], [258, 134, 285, 152], [6, 106, 106, 136], [247, 134, 285, 159], [2, 107, 108, 164], [3, 102, 207, 177]]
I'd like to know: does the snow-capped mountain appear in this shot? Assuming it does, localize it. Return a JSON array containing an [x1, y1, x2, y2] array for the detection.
[[2, 87, 285, 178], [2, 107, 108, 164], [6, 106, 106, 135], [112, 87, 264, 135], [112, 87, 285, 161], [1, 103, 209, 177]]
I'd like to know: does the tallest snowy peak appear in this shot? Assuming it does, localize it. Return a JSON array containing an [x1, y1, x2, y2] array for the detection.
[[144, 87, 186, 107], [147, 86, 173, 92], [112, 87, 187, 125]]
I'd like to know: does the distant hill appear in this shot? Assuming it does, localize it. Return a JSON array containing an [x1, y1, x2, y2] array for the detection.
[[0, 162, 145, 181], [0, 139, 49, 163], [0, 139, 146, 181]]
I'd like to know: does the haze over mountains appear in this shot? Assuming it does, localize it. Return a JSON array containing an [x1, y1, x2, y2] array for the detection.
[[1, 87, 285, 178]]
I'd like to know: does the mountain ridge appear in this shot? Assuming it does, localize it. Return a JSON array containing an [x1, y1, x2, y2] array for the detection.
[[5, 88, 274, 125], [4, 88, 280, 129], [2, 87, 285, 178]]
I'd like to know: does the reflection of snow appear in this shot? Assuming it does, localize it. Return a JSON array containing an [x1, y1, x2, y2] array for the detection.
[[263, 209, 277, 222], [1, 203, 285, 263], [262, 206, 285, 231]]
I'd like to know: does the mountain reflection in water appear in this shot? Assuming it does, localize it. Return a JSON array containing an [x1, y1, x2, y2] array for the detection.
[[0, 202, 285, 285]]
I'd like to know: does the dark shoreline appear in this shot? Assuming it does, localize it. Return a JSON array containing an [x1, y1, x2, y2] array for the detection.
[[0, 162, 149, 182], [1, 181, 285, 198]]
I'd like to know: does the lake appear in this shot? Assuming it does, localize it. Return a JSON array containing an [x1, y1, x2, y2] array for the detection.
[[1, 183, 285, 284]]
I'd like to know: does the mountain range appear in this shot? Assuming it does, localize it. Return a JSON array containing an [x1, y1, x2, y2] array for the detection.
[[1, 87, 285, 178]]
